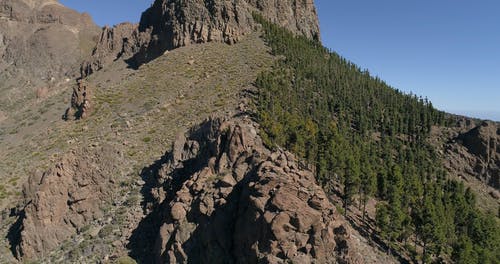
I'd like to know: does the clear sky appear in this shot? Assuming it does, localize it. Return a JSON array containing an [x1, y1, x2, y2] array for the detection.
[[60, 0, 500, 121]]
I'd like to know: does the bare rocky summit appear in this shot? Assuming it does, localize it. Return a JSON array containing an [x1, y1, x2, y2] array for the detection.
[[81, 0, 320, 76], [134, 0, 320, 65], [136, 116, 357, 263]]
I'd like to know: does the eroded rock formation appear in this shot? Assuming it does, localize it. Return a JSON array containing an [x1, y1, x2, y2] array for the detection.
[[134, 0, 320, 65], [64, 79, 92, 120], [141, 116, 356, 263], [13, 145, 125, 259], [81, 0, 321, 74], [80, 22, 149, 77]]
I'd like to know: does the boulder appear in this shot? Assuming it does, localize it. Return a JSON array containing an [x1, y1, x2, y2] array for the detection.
[[145, 117, 354, 263], [13, 145, 124, 259]]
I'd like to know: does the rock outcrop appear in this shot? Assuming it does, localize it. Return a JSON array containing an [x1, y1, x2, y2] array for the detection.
[[13, 145, 125, 259], [0, 0, 100, 111], [80, 22, 149, 77], [81, 0, 321, 74], [134, 0, 320, 65], [64, 79, 92, 120], [141, 116, 355, 263], [444, 121, 500, 189]]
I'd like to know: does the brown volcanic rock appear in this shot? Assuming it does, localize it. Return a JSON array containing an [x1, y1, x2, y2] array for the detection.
[[134, 0, 320, 65], [247, 0, 320, 39], [80, 22, 149, 77], [64, 79, 92, 120], [14, 145, 124, 259], [457, 121, 499, 161], [0, 0, 100, 112], [82, 0, 321, 72], [144, 116, 355, 263], [444, 121, 500, 189]]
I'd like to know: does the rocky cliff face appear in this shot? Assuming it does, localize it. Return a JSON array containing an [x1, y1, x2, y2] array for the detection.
[[444, 121, 500, 190], [134, 0, 320, 65], [136, 116, 356, 263], [81, 0, 320, 75]]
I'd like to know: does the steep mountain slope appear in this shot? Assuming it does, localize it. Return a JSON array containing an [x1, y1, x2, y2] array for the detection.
[[1, 32, 274, 262], [0, 0, 100, 117], [81, 0, 320, 76], [0, 0, 498, 263], [0, 1, 399, 263], [253, 15, 499, 264], [3, 34, 395, 263]]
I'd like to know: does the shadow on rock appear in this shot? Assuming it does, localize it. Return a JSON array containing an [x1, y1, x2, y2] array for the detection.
[[128, 116, 354, 263]]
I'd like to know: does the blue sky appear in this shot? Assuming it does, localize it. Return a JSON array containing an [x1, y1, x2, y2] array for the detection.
[[60, 0, 500, 121]]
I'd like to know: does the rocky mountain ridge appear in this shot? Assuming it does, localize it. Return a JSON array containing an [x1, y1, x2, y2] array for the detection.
[[0, 0, 498, 263], [81, 0, 320, 76]]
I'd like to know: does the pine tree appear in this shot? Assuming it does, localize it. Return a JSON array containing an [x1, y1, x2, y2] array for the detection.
[[253, 14, 500, 262], [360, 162, 376, 222], [343, 154, 360, 217], [387, 164, 405, 241]]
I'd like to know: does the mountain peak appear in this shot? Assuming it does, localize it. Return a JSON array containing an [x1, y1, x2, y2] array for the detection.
[[134, 0, 320, 64], [80, 0, 321, 76]]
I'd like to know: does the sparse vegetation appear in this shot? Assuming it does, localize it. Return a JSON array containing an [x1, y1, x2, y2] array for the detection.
[[98, 225, 114, 239], [0, 30, 273, 262]]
